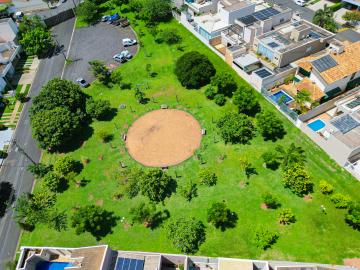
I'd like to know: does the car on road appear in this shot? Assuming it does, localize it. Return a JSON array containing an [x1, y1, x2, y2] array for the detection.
[[76, 77, 90, 88], [113, 50, 133, 63], [122, 38, 137, 47], [294, 0, 306, 6], [101, 15, 111, 22]]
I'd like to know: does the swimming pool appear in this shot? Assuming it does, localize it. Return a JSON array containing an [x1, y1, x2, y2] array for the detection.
[[270, 90, 294, 105], [36, 262, 74, 270], [307, 119, 326, 132]]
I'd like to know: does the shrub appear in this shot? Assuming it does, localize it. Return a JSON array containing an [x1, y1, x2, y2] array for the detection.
[[253, 227, 278, 250], [156, 28, 182, 44], [15, 92, 27, 103], [232, 87, 260, 116], [179, 180, 197, 202], [210, 72, 237, 97], [54, 156, 80, 177], [330, 193, 352, 209], [198, 168, 217, 186], [319, 180, 334, 195], [261, 150, 281, 170], [217, 112, 255, 144], [116, 168, 144, 199], [204, 86, 216, 100], [76, 0, 99, 24], [345, 204, 360, 230], [130, 202, 156, 227], [256, 111, 286, 141], [27, 163, 52, 178], [282, 163, 313, 196], [0, 150, 7, 159], [207, 202, 237, 230], [214, 94, 226, 106], [329, 2, 342, 12], [86, 99, 111, 120], [175, 51, 216, 89], [42, 172, 65, 193], [261, 192, 279, 209], [166, 217, 206, 254], [278, 208, 296, 224], [97, 130, 113, 143]]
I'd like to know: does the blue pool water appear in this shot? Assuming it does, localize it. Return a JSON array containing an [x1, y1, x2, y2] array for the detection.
[[36, 262, 74, 270], [307, 119, 326, 132], [270, 90, 294, 104]]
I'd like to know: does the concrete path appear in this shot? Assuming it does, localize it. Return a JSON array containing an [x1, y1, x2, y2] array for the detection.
[[9, 85, 27, 125]]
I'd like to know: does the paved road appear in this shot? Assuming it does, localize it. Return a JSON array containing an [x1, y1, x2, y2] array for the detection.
[[63, 23, 138, 82], [0, 17, 75, 269]]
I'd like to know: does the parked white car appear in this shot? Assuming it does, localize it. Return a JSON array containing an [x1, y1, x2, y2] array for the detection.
[[294, 0, 306, 6], [122, 38, 137, 47], [113, 50, 133, 63]]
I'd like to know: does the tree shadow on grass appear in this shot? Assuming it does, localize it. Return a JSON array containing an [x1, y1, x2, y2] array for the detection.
[[263, 128, 287, 142], [91, 210, 118, 241], [98, 108, 118, 121], [217, 211, 238, 232], [150, 209, 170, 230], [60, 125, 94, 153], [0, 182, 15, 218]]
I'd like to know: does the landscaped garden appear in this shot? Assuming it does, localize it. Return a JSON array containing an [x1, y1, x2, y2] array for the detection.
[[19, 1, 360, 264]]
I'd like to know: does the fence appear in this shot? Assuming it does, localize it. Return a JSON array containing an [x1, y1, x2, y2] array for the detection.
[[43, 8, 75, 28]]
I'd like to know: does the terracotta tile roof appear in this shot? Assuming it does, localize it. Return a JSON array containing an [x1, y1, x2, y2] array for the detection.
[[320, 41, 360, 84], [295, 55, 318, 72], [297, 77, 325, 100]]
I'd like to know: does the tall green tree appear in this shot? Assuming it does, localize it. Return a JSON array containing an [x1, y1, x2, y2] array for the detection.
[[141, 0, 172, 23], [166, 217, 206, 254], [256, 111, 286, 141], [210, 72, 237, 97], [312, 5, 337, 32], [140, 169, 174, 203], [232, 87, 260, 116], [282, 163, 313, 196], [77, 0, 99, 24], [89, 60, 111, 85], [19, 26, 54, 56], [207, 202, 237, 230]]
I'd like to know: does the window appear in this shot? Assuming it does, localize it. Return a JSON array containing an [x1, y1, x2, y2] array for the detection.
[[258, 43, 274, 60]]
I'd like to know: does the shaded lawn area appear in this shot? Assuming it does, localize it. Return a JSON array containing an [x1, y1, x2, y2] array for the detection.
[[21, 14, 360, 264]]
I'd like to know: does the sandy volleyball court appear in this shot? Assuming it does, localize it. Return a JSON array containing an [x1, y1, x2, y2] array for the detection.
[[126, 109, 202, 167]]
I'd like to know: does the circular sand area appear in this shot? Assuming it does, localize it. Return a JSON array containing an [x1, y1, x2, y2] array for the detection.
[[126, 109, 202, 167]]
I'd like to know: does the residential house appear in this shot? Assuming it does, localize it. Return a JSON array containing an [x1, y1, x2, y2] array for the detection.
[[192, 0, 256, 40], [185, 0, 220, 15], [0, 17, 21, 93], [16, 245, 356, 270]]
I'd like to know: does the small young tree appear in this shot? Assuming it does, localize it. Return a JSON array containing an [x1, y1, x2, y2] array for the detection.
[[330, 193, 353, 209], [342, 11, 360, 26], [319, 180, 334, 195], [47, 209, 67, 231], [179, 180, 197, 202], [86, 99, 111, 120], [256, 111, 286, 141], [27, 163, 52, 178], [232, 87, 260, 116], [278, 208, 296, 225], [140, 169, 174, 203], [135, 88, 146, 104], [214, 94, 226, 106], [252, 227, 278, 250], [54, 156, 80, 177], [129, 202, 156, 227], [204, 86, 216, 100], [295, 89, 311, 113], [97, 130, 113, 143], [345, 204, 360, 230], [261, 192, 279, 209], [156, 28, 182, 44], [117, 168, 144, 199], [217, 112, 255, 144], [89, 60, 111, 85], [277, 143, 306, 169], [210, 72, 237, 97], [166, 217, 206, 254], [282, 163, 313, 196], [198, 168, 217, 186], [207, 202, 237, 230], [42, 172, 65, 192], [261, 150, 281, 170]]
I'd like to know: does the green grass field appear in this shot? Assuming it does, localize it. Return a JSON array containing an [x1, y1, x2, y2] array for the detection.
[[21, 13, 360, 264]]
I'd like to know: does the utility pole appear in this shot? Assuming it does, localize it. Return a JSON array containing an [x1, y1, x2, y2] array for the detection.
[[53, 37, 67, 61]]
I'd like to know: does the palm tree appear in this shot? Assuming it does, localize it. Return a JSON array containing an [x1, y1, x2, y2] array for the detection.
[[295, 88, 311, 113], [312, 5, 337, 32]]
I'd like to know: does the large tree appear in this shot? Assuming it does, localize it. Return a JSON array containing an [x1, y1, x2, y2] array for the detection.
[[175, 51, 216, 89], [140, 169, 174, 203], [217, 112, 255, 144], [282, 163, 313, 196], [210, 72, 237, 97], [345, 204, 360, 230], [77, 0, 99, 24], [207, 202, 237, 230], [256, 111, 286, 141], [232, 87, 260, 116], [141, 0, 172, 23], [312, 5, 337, 32], [166, 217, 206, 254], [31, 107, 81, 151]]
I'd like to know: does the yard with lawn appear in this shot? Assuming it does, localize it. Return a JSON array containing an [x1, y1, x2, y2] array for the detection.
[[20, 7, 360, 264]]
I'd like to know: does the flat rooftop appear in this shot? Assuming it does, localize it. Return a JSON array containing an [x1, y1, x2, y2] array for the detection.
[[257, 20, 334, 54], [220, 0, 253, 11]]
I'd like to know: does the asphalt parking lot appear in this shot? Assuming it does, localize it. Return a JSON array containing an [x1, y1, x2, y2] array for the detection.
[[62, 22, 138, 83]]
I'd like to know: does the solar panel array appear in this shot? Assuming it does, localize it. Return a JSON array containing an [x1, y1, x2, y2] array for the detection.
[[238, 7, 280, 25], [253, 7, 280, 21], [309, 31, 321, 39], [331, 114, 360, 134], [268, 42, 279, 48], [254, 69, 272, 78], [312, 55, 338, 73], [346, 97, 360, 109], [115, 257, 144, 270]]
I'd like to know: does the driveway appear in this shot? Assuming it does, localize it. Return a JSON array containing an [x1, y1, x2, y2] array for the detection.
[[62, 22, 138, 83]]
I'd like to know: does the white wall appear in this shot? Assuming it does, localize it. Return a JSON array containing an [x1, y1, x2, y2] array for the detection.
[[0, 19, 18, 42], [310, 69, 360, 92]]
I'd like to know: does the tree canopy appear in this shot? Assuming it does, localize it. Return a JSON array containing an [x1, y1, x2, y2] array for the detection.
[[312, 5, 337, 32], [232, 87, 260, 116], [256, 110, 286, 141], [207, 202, 237, 230], [54, 156, 81, 177], [86, 99, 111, 120], [175, 51, 216, 89], [77, 0, 99, 24], [342, 11, 360, 26], [282, 163, 313, 196], [210, 72, 237, 97], [166, 217, 206, 254], [141, 0, 172, 23], [217, 112, 255, 144], [139, 169, 174, 203]]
